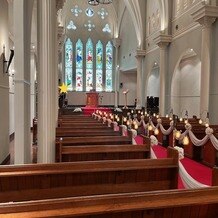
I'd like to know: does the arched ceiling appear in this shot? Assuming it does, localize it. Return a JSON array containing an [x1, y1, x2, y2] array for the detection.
[[62, 0, 118, 41]]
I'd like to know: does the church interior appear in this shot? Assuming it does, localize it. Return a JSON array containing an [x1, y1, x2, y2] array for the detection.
[[0, 0, 218, 217]]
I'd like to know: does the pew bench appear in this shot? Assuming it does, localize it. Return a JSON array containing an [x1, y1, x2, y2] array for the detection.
[[56, 144, 150, 162], [1, 187, 218, 218], [0, 149, 178, 204], [56, 128, 122, 138]]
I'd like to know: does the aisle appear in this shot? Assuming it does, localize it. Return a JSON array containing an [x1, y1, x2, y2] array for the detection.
[[135, 135, 212, 189]]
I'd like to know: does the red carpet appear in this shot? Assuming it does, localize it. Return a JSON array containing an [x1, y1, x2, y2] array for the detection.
[[135, 136, 212, 189], [82, 107, 112, 115]]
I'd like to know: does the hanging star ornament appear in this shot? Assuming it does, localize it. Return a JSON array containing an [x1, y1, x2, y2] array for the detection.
[[59, 83, 68, 94]]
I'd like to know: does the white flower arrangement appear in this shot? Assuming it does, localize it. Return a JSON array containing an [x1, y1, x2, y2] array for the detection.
[[174, 146, 184, 160], [150, 135, 158, 146], [114, 108, 123, 112], [73, 107, 82, 112]]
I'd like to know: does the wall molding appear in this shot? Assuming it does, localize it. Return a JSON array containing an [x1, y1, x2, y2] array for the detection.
[[0, 84, 10, 90], [172, 22, 201, 41], [145, 45, 159, 55], [14, 79, 31, 86], [0, 154, 10, 165], [172, 1, 202, 23]]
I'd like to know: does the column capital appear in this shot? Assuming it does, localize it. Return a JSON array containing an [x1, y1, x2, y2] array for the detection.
[[154, 33, 172, 48], [112, 38, 122, 48], [191, 3, 218, 26], [135, 49, 146, 58]]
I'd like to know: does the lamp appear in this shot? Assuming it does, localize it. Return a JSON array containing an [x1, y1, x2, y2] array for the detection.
[[122, 89, 129, 109], [182, 136, 189, 145], [88, 0, 112, 6], [2, 45, 14, 74], [199, 110, 209, 127]]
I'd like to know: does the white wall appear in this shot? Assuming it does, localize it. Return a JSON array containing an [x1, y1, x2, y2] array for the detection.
[[171, 56, 201, 117], [119, 71, 137, 106], [119, 8, 137, 72], [0, 0, 10, 163], [147, 66, 160, 97], [145, 0, 161, 50], [67, 91, 115, 106], [209, 20, 218, 124]]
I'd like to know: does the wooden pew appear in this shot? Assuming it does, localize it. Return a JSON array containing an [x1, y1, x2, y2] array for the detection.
[[58, 122, 106, 127], [0, 148, 178, 204], [57, 144, 150, 162], [56, 127, 122, 137], [55, 135, 133, 159], [1, 187, 218, 217]]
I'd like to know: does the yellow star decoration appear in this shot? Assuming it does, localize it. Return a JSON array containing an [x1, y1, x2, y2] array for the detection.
[[59, 83, 68, 94]]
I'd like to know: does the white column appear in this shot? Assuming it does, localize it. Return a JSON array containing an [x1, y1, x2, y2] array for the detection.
[[154, 34, 171, 116], [30, 51, 36, 127], [57, 25, 65, 118], [14, 0, 32, 164], [199, 17, 215, 113], [135, 50, 146, 109], [191, 4, 218, 114], [158, 43, 168, 116], [37, 0, 57, 163], [112, 38, 121, 108]]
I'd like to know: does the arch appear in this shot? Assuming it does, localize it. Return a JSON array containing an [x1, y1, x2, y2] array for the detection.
[[121, 0, 143, 48], [146, 62, 160, 98], [171, 48, 201, 117], [159, 0, 169, 31]]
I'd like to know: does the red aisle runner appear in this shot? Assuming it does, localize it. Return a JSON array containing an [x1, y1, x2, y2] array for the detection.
[[135, 136, 212, 189]]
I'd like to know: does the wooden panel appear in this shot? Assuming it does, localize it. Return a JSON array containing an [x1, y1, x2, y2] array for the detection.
[[1, 188, 218, 217], [202, 141, 218, 167], [86, 92, 99, 107]]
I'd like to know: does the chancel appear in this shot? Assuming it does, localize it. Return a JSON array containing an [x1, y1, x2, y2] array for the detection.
[[1, 0, 218, 217]]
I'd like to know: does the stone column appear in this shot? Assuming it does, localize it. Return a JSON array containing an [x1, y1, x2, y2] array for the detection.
[[135, 50, 146, 109], [192, 3, 218, 114], [57, 25, 65, 118], [30, 50, 36, 128], [154, 34, 171, 116], [112, 38, 121, 108], [37, 0, 58, 163], [13, 0, 33, 164]]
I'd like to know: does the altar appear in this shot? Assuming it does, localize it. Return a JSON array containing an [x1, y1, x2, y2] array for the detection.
[[86, 92, 99, 107]]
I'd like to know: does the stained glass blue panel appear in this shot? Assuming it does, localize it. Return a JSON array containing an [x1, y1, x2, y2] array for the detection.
[[65, 38, 73, 91], [76, 39, 83, 91], [86, 38, 93, 91], [96, 40, 103, 91], [105, 41, 113, 91]]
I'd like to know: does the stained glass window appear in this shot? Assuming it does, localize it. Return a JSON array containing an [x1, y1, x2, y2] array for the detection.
[[105, 41, 113, 91], [76, 39, 83, 91], [86, 38, 93, 91], [65, 38, 73, 91], [96, 40, 103, 92], [65, 38, 114, 92]]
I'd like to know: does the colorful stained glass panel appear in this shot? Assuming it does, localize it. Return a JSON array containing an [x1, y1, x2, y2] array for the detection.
[[105, 41, 113, 91], [65, 38, 73, 91], [86, 38, 93, 91], [76, 39, 83, 91]]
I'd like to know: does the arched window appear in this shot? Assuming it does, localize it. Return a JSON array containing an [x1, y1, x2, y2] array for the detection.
[[65, 38, 114, 92], [75, 39, 83, 91], [105, 41, 113, 92], [86, 38, 93, 91], [96, 40, 103, 92], [65, 38, 73, 91]]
